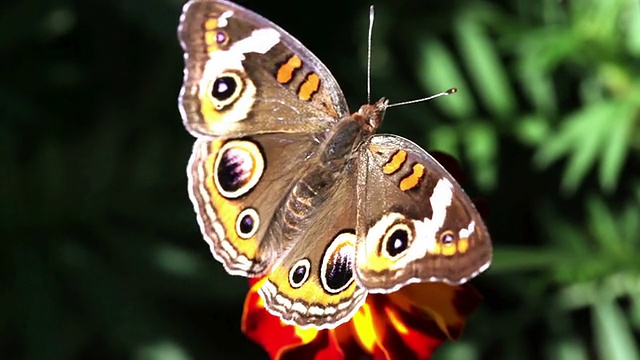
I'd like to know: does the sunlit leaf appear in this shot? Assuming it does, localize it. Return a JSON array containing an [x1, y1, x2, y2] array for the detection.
[[620, 204, 640, 246], [593, 298, 640, 360], [491, 247, 567, 273], [462, 121, 498, 190], [599, 101, 635, 193], [534, 102, 622, 194], [624, 0, 640, 55], [545, 337, 589, 360], [135, 340, 193, 360], [455, 12, 515, 120], [428, 125, 460, 158], [586, 196, 624, 255], [418, 38, 475, 119], [433, 341, 478, 360], [517, 62, 558, 115], [513, 114, 550, 146]]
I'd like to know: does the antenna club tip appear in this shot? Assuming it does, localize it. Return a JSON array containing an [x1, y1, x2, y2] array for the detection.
[[446, 87, 457, 95]]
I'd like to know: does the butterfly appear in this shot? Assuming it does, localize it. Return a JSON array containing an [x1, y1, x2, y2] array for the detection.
[[178, 0, 492, 329]]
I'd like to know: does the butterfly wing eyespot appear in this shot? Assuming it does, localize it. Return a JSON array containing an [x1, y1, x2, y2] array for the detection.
[[208, 72, 244, 109], [319, 231, 357, 295], [440, 230, 455, 245], [213, 139, 265, 199], [236, 207, 260, 239], [381, 222, 414, 258], [288, 259, 311, 289]]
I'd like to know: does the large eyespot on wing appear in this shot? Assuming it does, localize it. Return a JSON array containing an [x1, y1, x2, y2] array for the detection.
[[258, 230, 367, 329], [354, 134, 492, 293]]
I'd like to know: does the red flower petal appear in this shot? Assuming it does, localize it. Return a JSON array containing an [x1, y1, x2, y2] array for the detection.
[[241, 278, 320, 360], [353, 294, 446, 359], [389, 282, 482, 339], [242, 279, 481, 359]]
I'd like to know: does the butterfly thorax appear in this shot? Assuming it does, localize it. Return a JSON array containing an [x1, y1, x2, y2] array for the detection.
[[272, 99, 387, 249]]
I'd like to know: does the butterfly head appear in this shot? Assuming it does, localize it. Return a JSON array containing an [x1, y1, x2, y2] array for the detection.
[[354, 97, 388, 134]]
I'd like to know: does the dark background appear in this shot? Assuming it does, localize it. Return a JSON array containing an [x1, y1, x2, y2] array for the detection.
[[3, 0, 640, 359]]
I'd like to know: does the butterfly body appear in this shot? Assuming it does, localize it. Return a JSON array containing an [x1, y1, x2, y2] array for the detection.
[[179, 0, 492, 329]]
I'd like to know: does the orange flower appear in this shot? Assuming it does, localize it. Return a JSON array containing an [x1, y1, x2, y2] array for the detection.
[[241, 277, 481, 360]]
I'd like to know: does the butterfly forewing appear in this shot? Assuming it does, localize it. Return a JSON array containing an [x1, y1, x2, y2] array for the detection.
[[179, 0, 349, 138]]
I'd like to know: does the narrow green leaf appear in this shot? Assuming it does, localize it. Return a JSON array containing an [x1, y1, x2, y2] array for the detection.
[[428, 125, 460, 158], [593, 298, 640, 360], [462, 121, 498, 190], [433, 341, 478, 360], [491, 247, 567, 273], [518, 63, 558, 115], [586, 196, 624, 255], [455, 13, 515, 120], [513, 114, 551, 146], [545, 337, 589, 360], [514, 28, 578, 76], [557, 282, 598, 310], [540, 204, 588, 253], [630, 292, 640, 331], [624, 0, 640, 55], [599, 102, 634, 193], [620, 204, 640, 246], [135, 340, 192, 360], [418, 39, 475, 120], [558, 103, 617, 193], [533, 104, 600, 169]]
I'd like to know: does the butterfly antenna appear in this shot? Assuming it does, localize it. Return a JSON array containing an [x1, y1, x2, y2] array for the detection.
[[387, 88, 458, 108], [367, 5, 375, 104]]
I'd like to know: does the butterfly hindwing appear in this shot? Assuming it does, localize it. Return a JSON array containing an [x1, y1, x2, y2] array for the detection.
[[258, 165, 367, 329], [188, 133, 321, 276]]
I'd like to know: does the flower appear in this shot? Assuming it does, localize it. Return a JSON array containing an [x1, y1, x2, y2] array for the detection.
[[241, 151, 484, 359], [242, 277, 481, 360]]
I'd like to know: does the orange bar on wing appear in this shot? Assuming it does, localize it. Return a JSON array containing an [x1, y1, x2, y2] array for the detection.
[[399, 163, 425, 191], [383, 150, 407, 174], [298, 73, 320, 101], [277, 55, 302, 84]]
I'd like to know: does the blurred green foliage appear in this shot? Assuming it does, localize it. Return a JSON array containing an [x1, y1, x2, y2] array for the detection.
[[2, 0, 639, 359]]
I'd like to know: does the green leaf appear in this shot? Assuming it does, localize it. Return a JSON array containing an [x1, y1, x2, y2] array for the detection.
[[491, 247, 567, 273], [418, 38, 475, 120], [593, 298, 640, 360], [631, 292, 640, 331], [586, 196, 624, 255], [134, 340, 192, 360], [462, 121, 498, 190], [620, 204, 640, 246], [545, 337, 589, 360], [624, 0, 640, 55], [599, 101, 634, 193], [534, 102, 621, 194], [432, 341, 478, 360], [455, 12, 515, 120], [518, 62, 558, 115], [428, 125, 460, 158], [513, 114, 551, 146]]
